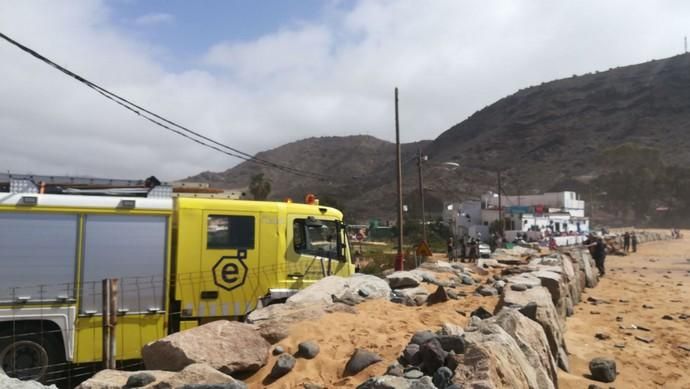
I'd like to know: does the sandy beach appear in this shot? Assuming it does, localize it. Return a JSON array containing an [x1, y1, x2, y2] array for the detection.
[[559, 233, 690, 388]]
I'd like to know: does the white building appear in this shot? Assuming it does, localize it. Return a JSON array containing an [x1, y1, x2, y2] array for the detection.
[[445, 191, 589, 242]]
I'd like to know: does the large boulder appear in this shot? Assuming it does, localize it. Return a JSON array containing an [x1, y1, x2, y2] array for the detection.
[[490, 309, 558, 388], [566, 248, 598, 288], [453, 321, 542, 388], [286, 275, 391, 305], [532, 269, 570, 317], [495, 286, 569, 372], [142, 321, 270, 375], [391, 286, 429, 306], [344, 349, 383, 376], [504, 271, 541, 287], [357, 375, 437, 389], [386, 271, 423, 289], [1, 373, 57, 389], [246, 302, 326, 325], [75, 364, 245, 389]]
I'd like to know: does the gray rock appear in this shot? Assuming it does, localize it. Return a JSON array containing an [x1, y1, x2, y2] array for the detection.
[[357, 375, 436, 389], [437, 335, 465, 354], [76, 365, 245, 389], [453, 321, 542, 388], [403, 368, 424, 379], [287, 275, 392, 305], [178, 384, 247, 389], [476, 285, 499, 297], [332, 290, 365, 306], [124, 372, 156, 388], [387, 271, 423, 289], [410, 331, 437, 346], [496, 286, 570, 372], [490, 309, 558, 388], [494, 280, 506, 291], [427, 286, 449, 304], [510, 283, 528, 291], [257, 321, 291, 344], [589, 357, 616, 383], [438, 323, 464, 337], [141, 321, 270, 375], [518, 302, 538, 321], [392, 286, 430, 306], [419, 338, 447, 375], [446, 289, 460, 300], [297, 340, 320, 359], [1, 372, 57, 389], [432, 366, 453, 389], [386, 363, 404, 377], [303, 384, 324, 389], [269, 354, 296, 379], [444, 351, 462, 371], [345, 349, 383, 376], [273, 346, 285, 356], [460, 275, 475, 285], [470, 306, 493, 320], [403, 343, 421, 365]]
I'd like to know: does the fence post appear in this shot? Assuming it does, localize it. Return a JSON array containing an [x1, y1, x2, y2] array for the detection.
[[102, 279, 118, 370]]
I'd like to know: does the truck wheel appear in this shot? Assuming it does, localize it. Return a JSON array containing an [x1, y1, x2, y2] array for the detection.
[[0, 339, 49, 381], [0, 331, 64, 383]]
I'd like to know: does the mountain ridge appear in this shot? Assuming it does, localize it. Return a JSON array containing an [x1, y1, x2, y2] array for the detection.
[[187, 53, 690, 224]]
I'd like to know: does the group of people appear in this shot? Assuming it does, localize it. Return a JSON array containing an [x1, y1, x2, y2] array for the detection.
[[622, 231, 638, 253], [447, 235, 481, 263]]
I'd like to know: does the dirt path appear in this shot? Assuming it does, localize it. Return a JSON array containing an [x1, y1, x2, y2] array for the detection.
[[559, 233, 690, 388]]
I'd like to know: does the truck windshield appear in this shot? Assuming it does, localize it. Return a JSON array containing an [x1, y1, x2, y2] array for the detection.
[[294, 219, 341, 259]]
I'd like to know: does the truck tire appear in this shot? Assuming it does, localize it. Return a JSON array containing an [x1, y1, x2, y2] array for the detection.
[[0, 329, 64, 383]]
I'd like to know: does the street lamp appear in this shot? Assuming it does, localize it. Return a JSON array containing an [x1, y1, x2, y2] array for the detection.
[[416, 153, 460, 243]]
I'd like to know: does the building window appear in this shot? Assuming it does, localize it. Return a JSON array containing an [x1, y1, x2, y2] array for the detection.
[[207, 215, 255, 249]]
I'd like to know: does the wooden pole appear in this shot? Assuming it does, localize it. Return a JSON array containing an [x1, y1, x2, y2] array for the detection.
[[102, 279, 118, 370], [395, 87, 404, 271], [102, 279, 110, 369], [417, 148, 427, 243], [109, 279, 118, 370]]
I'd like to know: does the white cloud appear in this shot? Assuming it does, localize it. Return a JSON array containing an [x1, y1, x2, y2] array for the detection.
[[133, 12, 174, 26], [1, 0, 690, 181]]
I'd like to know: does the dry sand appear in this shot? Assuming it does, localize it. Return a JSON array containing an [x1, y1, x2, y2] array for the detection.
[[245, 235, 690, 388], [559, 232, 690, 389]]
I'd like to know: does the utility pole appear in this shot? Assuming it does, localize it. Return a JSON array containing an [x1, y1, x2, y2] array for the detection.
[[394, 88, 404, 271], [417, 148, 427, 243], [497, 170, 503, 236]]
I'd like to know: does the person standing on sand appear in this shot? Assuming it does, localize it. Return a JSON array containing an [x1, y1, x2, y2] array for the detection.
[[623, 232, 631, 252], [632, 232, 638, 252], [447, 236, 455, 261], [587, 236, 607, 276]]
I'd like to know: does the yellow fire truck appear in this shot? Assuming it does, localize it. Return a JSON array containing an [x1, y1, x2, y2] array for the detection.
[[0, 175, 354, 381]]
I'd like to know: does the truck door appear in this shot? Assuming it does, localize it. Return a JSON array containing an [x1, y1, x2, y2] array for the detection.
[[199, 212, 259, 318], [75, 214, 168, 363], [283, 216, 348, 288]]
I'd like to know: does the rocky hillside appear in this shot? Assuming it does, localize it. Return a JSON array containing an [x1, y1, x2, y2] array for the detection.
[[186, 135, 433, 221], [188, 54, 690, 224]]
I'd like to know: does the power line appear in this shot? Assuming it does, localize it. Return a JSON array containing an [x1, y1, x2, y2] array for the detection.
[[0, 31, 332, 181]]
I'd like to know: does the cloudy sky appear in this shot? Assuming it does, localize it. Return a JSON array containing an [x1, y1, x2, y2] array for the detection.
[[1, 1, 688, 180]]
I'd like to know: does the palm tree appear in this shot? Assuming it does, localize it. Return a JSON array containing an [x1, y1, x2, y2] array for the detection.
[[249, 173, 271, 200]]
